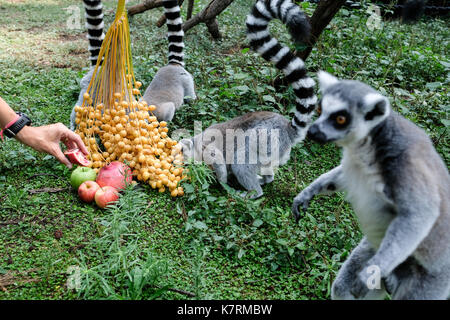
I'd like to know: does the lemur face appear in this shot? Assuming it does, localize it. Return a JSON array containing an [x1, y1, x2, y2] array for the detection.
[[307, 94, 354, 144], [307, 72, 391, 146]]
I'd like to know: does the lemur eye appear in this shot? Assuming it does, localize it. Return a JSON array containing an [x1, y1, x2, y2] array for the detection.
[[317, 105, 322, 116], [336, 115, 347, 125]]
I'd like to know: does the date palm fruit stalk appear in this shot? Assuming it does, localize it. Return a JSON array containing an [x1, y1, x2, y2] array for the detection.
[[73, 0, 184, 197]]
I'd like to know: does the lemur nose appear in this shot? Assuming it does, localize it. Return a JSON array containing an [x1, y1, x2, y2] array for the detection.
[[307, 125, 327, 144]]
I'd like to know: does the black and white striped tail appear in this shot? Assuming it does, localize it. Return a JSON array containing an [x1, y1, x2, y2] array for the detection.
[[83, 0, 105, 66], [246, 0, 317, 139], [163, 0, 184, 66]]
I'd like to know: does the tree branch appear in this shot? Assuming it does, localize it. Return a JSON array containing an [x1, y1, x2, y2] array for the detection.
[[296, 0, 346, 60], [186, 0, 195, 20], [128, 0, 164, 16], [183, 0, 235, 39]]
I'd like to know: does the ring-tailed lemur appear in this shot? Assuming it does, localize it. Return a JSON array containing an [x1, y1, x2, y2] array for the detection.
[[292, 71, 450, 300], [141, 0, 196, 122], [179, 0, 316, 199], [70, 0, 105, 130]]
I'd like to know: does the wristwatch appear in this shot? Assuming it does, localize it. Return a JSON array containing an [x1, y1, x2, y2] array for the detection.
[[3, 112, 32, 138]]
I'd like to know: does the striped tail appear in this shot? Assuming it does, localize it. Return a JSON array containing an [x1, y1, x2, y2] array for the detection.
[[246, 0, 317, 139], [163, 0, 185, 66], [83, 0, 105, 66]]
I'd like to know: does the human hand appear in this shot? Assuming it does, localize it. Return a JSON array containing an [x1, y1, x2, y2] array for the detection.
[[15, 123, 88, 168]]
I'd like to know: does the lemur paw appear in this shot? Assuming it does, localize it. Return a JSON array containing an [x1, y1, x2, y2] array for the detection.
[[238, 190, 262, 199], [257, 176, 265, 185], [292, 193, 310, 222]]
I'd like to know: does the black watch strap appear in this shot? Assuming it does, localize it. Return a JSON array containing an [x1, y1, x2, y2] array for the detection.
[[4, 112, 32, 138]]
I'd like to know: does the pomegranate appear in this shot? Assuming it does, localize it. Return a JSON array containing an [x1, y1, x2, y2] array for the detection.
[[96, 161, 132, 190], [64, 148, 91, 167]]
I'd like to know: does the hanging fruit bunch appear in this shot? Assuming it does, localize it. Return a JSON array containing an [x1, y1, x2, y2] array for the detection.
[[73, 0, 184, 197]]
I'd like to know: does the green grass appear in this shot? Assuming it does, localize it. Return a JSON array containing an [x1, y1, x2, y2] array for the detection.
[[0, 0, 448, 299]]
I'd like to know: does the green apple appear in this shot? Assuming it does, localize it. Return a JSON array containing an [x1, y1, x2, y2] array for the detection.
[[70, 166, 97, 190]]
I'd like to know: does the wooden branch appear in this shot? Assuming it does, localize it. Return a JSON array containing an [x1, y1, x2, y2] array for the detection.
[[186, 0, 195, 20], [296, 0, 347, 60], [129, 0, 234, 39], [183, 0, 235, 39], [128, 0, 164, 16], [205, 18, 221, 39], [28, 187, 69, 194], [167, 287, 196, 297], [156, 15, 166, 27]]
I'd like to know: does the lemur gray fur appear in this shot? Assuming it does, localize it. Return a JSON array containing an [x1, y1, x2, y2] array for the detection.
[[140, 0, 196, 122], [179, 0, 317, 199], [292, 71, 450, 300]]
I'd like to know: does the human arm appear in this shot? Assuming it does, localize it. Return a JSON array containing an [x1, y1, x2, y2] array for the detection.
[[1, 96, 88, 168]]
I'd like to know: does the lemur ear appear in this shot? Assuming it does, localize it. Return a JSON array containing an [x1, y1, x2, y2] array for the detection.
[[318, 71, 339, 92], [363, 93, 390, 121]]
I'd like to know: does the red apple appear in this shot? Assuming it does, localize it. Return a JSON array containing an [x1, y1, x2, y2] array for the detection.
[[94, 186, 119, 209], [78, 181, 100, 203], [96, 161, 132, 190]]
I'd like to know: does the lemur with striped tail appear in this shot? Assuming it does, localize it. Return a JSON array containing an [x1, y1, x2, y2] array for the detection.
[[179, 0, 317, 198], [70, 0, 105, 130], [141, 0, 196, 122]]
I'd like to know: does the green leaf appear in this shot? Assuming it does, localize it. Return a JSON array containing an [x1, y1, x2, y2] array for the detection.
[[441, 119, 450, 127], [276, 239, 288, 246], [252, 219, 263, 227], [226, 242, 235, 250], [237, 248, 245, 259], [426, 82, 441, 90], [262, 95, 276, 104], [234, 73, 249, 80], [183, 183, 195, 194], [193, 221, 208, 230], [232, 85, 249, 95]]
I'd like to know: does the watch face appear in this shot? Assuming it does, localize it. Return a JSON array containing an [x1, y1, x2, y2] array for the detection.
[[17, 112, 31, 125]]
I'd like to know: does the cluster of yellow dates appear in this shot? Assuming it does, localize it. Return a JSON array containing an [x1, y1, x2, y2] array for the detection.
[[73, 79, 185, 197]]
